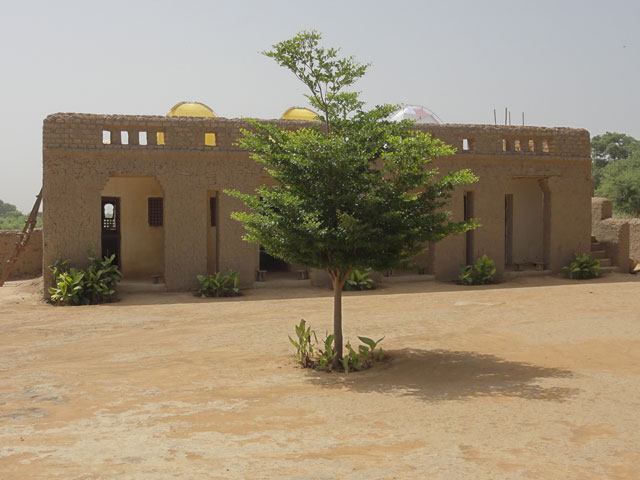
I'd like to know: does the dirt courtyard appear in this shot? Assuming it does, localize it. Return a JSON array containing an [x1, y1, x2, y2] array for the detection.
[[1, 274, 639, 479]]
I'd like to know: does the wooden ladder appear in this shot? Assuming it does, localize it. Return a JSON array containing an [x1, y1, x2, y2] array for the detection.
[[0, 188, 43, 287]]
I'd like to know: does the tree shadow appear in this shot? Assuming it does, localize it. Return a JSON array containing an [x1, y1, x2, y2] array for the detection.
[[306, 348, 578, 403]]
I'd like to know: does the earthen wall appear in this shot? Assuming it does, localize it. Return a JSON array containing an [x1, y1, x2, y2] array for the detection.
[[43, 113, 593, 291], [0, 229, 42, 280]]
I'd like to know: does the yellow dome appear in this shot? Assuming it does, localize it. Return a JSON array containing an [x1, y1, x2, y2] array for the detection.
[[167, 101, 216, 118], [281, 107, 320, 121]]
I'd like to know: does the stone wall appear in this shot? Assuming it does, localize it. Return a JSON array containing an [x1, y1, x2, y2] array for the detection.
[[0, 229, 42, 280], [43, 113, 593, 291]]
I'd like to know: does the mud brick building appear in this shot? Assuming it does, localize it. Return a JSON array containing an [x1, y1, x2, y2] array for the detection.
[[42, 103, 592, 292]]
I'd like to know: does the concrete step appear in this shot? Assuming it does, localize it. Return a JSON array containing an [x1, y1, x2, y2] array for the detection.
[[590, 250, 607, 259], [598, 265, 616, 274], [598, 258, 612, 268], [590, 241, 602, 250]]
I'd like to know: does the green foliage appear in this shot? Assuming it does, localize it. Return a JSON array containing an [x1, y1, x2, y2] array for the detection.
[[196, 269, 240, 298], [597, 155, 640, 217], [316, 333, 336, 371], [340, 336, 385, 373], [458, 254, 496, 285], [344, 268, 374, 291], [0, 199, 42, 230], [227, 30, 478, 364], [48, 261, 86, 305], [563, 253, 600, 279], [85, 252, 122, 304], [288, 319, 317, 367], [48, 253, 122, 305], [591, 132, 640, 191], [289, 320, 384, 373]]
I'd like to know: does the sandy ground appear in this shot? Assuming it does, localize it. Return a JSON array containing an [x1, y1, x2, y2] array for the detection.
[[1, 274, 640, 479]]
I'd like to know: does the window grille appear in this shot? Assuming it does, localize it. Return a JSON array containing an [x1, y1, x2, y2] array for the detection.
[[148, 197, 163, 226]]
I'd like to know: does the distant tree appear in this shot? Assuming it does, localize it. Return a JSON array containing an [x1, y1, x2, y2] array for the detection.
[[598, 153, 640, 217], [0, 199, 19, 216], [591, 132, 640, 190], [227, 31, 477, 367], [0, 199, 41, 230]]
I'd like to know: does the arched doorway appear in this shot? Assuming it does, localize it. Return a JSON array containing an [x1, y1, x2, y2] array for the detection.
[[101, 176, 165, 280]]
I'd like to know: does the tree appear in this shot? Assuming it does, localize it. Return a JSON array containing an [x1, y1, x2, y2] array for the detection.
[[591, 132, 640, 190], [598, 153, 640, 217], [227, 31, 477, 367]]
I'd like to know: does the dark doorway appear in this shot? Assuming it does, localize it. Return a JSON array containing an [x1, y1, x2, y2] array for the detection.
[[505, 194, 514, 266], [259, 246, 288, 271], [101, 197, 121, 267]]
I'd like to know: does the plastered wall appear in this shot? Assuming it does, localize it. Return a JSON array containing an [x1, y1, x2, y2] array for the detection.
[[0, 229, 42, 280], [43, 114, 592, 290]]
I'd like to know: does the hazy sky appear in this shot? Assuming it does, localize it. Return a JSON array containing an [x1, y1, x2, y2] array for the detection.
[[1, 0, 638, 212]]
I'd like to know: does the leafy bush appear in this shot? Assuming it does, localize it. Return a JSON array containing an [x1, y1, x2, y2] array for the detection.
[[289, 319, 384, 373], [288, 319, 317, 367], [196, 269, 240, 297], [563, 253, 600, 279], [344, 268, 374, 291], [458, 254, 496, 285], [341, 336, 385, 373], [85, 253, 122, 303], [48, 253, 122, 305], [49, 260, 86, 305]]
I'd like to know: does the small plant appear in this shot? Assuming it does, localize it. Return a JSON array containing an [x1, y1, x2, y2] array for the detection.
[[196, 269, 240, 297], [563, 253, 600, 279], [316, 334, 336, 371], [288, 320, 384, 373], [48, 252, 122, 305], [458, 254, 496, 285], [344, 269, 374, 291], [341, 336, 385, 373], [85, 253, 122, 304], [49, 263, 87, 305], [288, 319, 316, 367]]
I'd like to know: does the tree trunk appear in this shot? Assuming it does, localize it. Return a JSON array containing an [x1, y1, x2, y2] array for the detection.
[[331, 274, 344, 369]]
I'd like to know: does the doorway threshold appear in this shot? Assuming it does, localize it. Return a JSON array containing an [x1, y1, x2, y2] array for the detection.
[[119, 278, 168, 293]]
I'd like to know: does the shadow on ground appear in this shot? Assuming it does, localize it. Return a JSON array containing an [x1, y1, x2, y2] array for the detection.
[[307, 348, 577, 403]]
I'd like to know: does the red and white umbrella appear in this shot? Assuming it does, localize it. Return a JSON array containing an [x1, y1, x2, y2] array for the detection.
[[388, 105, 442, 124]]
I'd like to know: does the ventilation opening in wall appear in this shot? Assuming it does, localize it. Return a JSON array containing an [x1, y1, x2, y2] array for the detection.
[[529, 139, 535, 152], [542, 139, 549, 153], [205, 132, 216, 146], [462, 138, 471, 151], [121, 131, 129, 145], [139, 131, 147, 145], [102, 130, 111, 145], [514, 139, 521, 152], [157, 132, 165, 145], [502, 139, 508, 152], [148, 197, 163, 227]]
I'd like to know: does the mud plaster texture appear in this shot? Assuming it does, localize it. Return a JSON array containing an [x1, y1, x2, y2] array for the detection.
[[1, 274, 639, 479], [43, 114, 593, 292], [0, 229, 42, 280]]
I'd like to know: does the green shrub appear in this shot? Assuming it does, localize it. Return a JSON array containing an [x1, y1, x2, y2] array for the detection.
[[288, 319, 317, 368], [563, 253, 600, 279], [48, 253, 122, 305], [289, 319, 384, 373], [196, 269, 240, 297], [458, 254, 496, 285], [344, 268, 374, 291]]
